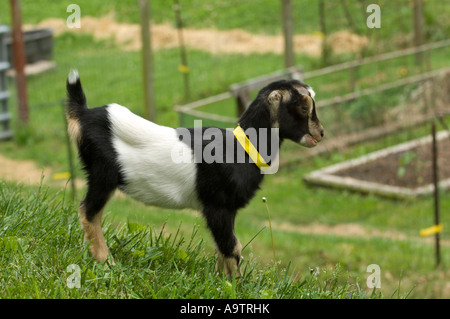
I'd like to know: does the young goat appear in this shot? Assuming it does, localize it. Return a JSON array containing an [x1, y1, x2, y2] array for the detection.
[[66, 69, 323, 276]]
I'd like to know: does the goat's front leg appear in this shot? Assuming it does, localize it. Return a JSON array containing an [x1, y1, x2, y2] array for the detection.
[[216, 240, 242, 277], [203, 207, 241, 277]]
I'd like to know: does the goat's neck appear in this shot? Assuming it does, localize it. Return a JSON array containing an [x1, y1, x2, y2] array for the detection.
[[237, 111, 282, 160]]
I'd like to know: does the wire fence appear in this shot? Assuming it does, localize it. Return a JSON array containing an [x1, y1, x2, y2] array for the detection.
[[176, 39, 450, 144], [169, 1, 450, 261]]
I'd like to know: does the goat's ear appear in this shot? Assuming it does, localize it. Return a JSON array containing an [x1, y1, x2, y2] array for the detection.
[[267, 90, 282, 128], [268, 90, 282, 105]]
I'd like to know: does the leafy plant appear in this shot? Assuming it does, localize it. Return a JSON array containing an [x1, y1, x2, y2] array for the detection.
[[397, 151, 417, 178]]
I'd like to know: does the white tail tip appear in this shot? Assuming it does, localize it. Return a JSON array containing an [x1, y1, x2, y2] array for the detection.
[[68, 69, 79, 84]]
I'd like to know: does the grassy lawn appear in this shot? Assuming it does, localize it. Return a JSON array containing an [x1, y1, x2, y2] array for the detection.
[[2, 125, 449, 298], [104, 126, 450, 298], [1, 1, 450, 299], [0, 180, 375, 299]]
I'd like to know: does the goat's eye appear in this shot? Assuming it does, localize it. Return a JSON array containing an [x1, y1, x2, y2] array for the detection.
[[300, 104, 310, 115]]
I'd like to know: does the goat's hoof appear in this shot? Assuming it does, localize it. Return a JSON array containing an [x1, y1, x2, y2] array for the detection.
[[216, 256, 240, 278], [94, 254, 115, 268]]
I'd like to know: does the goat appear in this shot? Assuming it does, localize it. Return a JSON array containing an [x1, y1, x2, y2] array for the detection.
[[65, 69, 324, 276]]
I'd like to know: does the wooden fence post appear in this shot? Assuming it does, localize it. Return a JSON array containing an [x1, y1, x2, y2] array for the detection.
[[318, 0, 329, 66], [139, 0, 156, 121], [281, 0, 295, 68], [9, 0, 29, 124], [173, 0, 190, 100], [413, 0, 424, 65], [431, 121, 441, 267]]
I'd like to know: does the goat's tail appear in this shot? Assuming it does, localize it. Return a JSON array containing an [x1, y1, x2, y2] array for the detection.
[[66, 69, 87, 120]]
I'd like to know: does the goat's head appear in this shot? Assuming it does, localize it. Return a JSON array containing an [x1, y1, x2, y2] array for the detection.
[[265, 80, 324, 147]]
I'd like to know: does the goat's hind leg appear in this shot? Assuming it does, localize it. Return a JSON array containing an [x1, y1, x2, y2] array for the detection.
[[204, 207, 242, 277], [79, 185, 115, 264]]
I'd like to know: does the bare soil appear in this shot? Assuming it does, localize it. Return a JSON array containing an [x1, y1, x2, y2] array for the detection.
[[0, 154, 85, 188], [335, 136, 450, 189], [26, 15, 368, 56], [0, 154, 51, 185]]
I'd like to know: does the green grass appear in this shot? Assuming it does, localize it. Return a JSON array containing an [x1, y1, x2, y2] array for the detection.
[[0, 30, 291, 167], [0, 181, 371, 299], [2, 0, 449, 41], [3, 123, 448, 298], [2, 1, 449, 167], [1, 0, 450, 299], [103, 120, 450, 298]]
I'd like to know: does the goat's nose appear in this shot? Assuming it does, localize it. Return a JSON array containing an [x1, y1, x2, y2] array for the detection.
[[320, 130, 324, 138]]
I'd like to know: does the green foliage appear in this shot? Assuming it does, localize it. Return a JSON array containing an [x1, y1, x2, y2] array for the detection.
[[0, 181, 367, 299], [397, 151, 418, 178], [1, 0, 450, 299], [348, 93, 387, 129]]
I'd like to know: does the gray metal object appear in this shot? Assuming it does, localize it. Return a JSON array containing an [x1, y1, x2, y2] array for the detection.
[[5, 28, 54, 65], [0, 25, 12, 140]]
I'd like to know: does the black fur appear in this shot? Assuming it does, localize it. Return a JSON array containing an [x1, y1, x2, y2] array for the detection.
[[66, 77, 87, 119], [66, 72, 323, 274], [178, 80, 322, 261], [66, 77, 124, 222]]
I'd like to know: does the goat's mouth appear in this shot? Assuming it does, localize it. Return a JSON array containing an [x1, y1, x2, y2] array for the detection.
[[299, 133, 321, 148]]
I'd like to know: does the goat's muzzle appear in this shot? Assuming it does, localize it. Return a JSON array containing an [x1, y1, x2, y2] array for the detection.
[[300, 122, 324, 148]]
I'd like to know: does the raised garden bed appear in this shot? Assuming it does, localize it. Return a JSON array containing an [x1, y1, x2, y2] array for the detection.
[[303, 130, 450, 198]]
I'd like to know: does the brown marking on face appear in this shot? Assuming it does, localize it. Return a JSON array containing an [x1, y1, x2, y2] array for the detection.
[[297, 95, 314, 117], [294, 85, 323, 147]]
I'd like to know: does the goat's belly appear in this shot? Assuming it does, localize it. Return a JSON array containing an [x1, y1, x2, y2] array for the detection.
[[113, 137, 200, 210], [107, 104, 201, 210], [120, 176, 200, 210], [115, 144, 201, 210]]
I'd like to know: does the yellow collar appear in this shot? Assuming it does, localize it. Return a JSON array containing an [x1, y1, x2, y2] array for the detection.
[[233, 125, 270, 171]]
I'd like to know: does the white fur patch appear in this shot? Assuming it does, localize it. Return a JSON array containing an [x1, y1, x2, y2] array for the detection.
[[107, 103, 201, 210], [68, 69, 79, 84]]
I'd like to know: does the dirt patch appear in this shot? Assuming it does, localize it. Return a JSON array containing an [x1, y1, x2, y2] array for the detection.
[[0, 154, 85, 189], [27, 15, 368, 56], [269, 221, 450, 246], [270, 221, 409, 241], [0, 154, 51, 185], [335, 136, 450, 189], [326, 30, 369, 55]]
